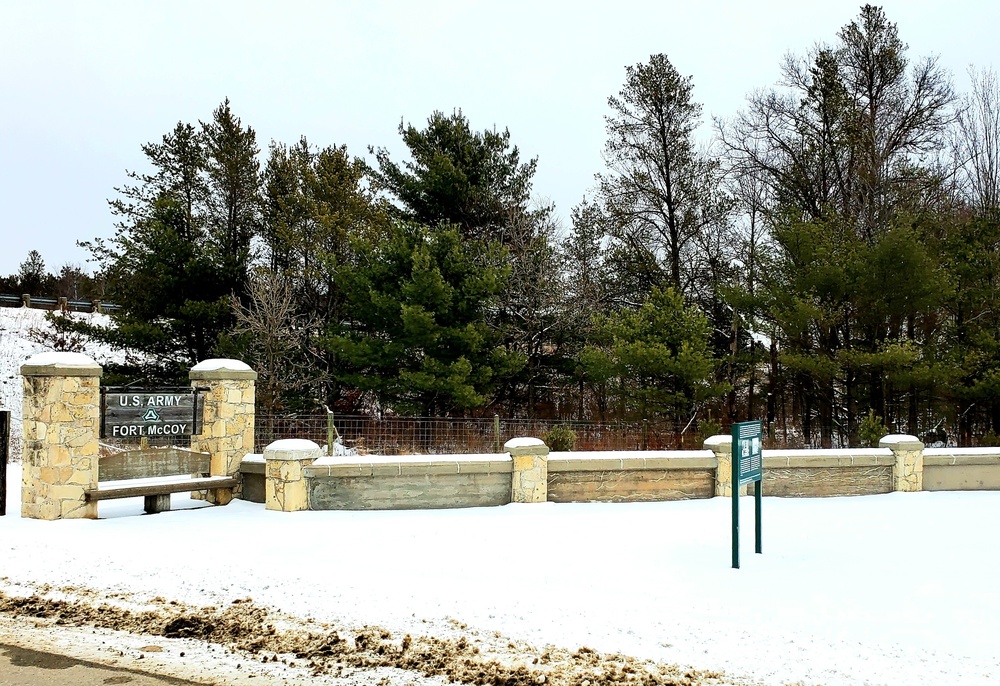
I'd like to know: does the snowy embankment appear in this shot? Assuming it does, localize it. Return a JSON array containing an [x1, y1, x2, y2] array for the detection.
[[0, 306, 126, 458], [2, 459, 999, 686]]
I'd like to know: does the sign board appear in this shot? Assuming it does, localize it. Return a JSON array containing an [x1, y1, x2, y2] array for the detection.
[[731, 420, 764, 569], [102, 390, 201, 439], [735, 420, 763, 486]]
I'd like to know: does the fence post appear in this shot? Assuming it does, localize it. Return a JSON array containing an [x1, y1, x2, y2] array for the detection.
[[0, 410, 8, 516], [494, 415, 500, 453], [642, 419, 649, 450]]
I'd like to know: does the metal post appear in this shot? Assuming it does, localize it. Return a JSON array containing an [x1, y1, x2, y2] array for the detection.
[[0, 410, 9, 517], [327, 410, 334, 457], [642, 419, 648, 450], [493, 415, 500, 453], [754, 479, 762, 554], [732, 435, 739, 569]]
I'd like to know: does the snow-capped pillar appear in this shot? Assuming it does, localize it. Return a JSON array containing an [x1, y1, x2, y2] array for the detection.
[[20, 352, 102, 520], [880, 434, 924, 492], [506, 437, 549, 503], [705, 434, 747, 498], [190, 359, 257, 504], [264, 439, 320, 512]]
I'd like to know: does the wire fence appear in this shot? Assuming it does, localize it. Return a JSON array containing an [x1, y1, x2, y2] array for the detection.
[[255, 413, 712, 455]]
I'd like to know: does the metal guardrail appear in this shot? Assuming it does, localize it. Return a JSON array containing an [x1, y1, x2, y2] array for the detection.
[[0, 293, 119, 313]]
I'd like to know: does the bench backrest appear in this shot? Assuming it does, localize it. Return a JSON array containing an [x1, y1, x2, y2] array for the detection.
[[98, 448, 211, 482]]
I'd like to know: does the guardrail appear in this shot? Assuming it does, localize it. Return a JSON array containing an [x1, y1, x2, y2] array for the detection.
[[0, 293, 119, 313]]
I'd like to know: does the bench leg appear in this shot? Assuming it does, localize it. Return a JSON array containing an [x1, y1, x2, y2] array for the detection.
[[144, 494, 171, 514]]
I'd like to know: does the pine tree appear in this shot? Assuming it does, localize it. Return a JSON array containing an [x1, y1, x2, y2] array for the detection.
[[326, 221, 519, 415]]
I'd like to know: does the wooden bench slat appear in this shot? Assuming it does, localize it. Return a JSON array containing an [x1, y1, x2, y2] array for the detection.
[[87, 476, 238, 501]]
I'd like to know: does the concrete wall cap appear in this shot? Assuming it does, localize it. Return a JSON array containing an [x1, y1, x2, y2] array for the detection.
[[924, 447, 1000, 456], [190, 358, 257, 380], [21, 351, 102, 377], [703, 435, 733, 449], [764, 448, 892, 458], [264, 439, 321, 460], [504, 437, 546, 450], [879, 434, 923, 449]]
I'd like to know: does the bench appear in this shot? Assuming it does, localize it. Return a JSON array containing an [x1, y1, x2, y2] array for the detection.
[[85, 447, 238, 514]]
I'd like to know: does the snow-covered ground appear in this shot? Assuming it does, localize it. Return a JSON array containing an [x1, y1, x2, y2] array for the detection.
[[2, 461, 998, 686]]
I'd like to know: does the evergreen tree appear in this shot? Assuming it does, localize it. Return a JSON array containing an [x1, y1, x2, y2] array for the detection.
[[202, 98, 260, 299], [262, 137, 390, 409], [599, 54, 729, 304], [579, 286, 724, 422], [371, 109, 544, 243], [325, 221, 519, 415], [17, 250, 49, 294], [74, 101, 260, 377]]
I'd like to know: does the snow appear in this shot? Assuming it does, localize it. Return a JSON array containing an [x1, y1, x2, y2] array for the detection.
[[504, 437, 545, 449], [21, 350, 99, 367], [2, 461, 998, 685], [879, 434, 921, 444], [263, 438, 321, 453], [553, 449, 712, 460], [190, 358, 253, 372]]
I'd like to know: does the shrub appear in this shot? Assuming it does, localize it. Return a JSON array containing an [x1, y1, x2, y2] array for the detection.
[[697, 418, 723, 440], [858, 410, 889, 448], [544, 424, 577, 452]]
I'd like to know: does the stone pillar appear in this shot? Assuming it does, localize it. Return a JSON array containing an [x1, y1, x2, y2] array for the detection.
[[880, 434, 924, 492], [190, 359, 256, 504], [265, 439, 320, 512], [20, 352, 102, 520], [506, 437, 548, 503], [705, 434, 747, 497]]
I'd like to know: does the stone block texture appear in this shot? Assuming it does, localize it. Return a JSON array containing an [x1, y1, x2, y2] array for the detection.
[[265, 440, 320, 511], [506, 437, 548, 503], [880, 435, 924, 492], [21, 357, 102, 520], [190, 361, 256, 502], [704, 435, 747, 497]]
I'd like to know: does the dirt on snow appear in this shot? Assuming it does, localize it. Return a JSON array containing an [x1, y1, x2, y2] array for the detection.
[[0, 587, 731, 686]]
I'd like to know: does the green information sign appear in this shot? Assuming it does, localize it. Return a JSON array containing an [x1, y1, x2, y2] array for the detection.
[[735, 421, 763, 485], [731, 420, 763, 569]]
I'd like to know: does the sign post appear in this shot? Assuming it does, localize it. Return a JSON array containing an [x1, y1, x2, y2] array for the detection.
[[0, 410, 8, 517], [731, 420, 763, 569], [101, 389, 202, 440]]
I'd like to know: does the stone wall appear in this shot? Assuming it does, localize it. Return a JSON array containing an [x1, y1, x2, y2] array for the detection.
[[923, 448, 1000, 491], [305, 455, 512, 510], [761, 450, 895, 497], [229, 433, 1000, 512], [547, 451, 715, 503]]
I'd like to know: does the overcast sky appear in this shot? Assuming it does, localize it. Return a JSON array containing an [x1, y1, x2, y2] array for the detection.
[[1, 1, 996, 278]]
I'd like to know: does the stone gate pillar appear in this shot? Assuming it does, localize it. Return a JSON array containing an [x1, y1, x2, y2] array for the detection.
[[506, 437, 549, 503], [190, 359, 256, 503], [21, 352, 102, 520], [705, 434, 748, 497], [880, 434, 924, 492]]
